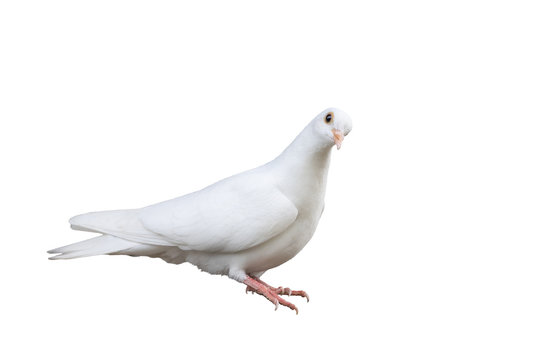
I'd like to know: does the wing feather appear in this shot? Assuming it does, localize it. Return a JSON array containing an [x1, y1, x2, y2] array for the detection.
[[139, 174, 298, 252], [71, 171, 299, 253]]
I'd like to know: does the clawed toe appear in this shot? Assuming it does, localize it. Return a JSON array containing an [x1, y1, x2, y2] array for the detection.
[[276, 287, 309, 302], [243, 276, 308, 314]]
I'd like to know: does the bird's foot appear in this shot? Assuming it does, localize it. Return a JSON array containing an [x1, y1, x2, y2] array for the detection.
[[251, 277, 310, 302], [243, 276, 309, 314]]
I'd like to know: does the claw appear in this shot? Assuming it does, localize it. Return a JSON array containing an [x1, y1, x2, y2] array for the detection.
[[285, 288, 292, 296], [274, 299, 279, 311]]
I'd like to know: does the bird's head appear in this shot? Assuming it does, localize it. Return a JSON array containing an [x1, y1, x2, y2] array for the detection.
[[311, 107, 353, 150]]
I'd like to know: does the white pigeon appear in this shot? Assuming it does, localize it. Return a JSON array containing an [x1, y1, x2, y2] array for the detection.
[[49, 108, 352, 313]]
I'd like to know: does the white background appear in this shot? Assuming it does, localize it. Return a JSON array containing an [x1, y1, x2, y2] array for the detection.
[[1, 1, 539, 359]]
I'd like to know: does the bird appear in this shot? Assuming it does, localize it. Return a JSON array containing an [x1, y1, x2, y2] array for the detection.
[[48, 108, 352, 314]]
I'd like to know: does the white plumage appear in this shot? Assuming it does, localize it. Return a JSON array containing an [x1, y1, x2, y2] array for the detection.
[[49, 108, 352, 313]]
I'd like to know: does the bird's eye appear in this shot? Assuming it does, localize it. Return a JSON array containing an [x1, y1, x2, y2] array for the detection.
[[325, 112, 334, 123]]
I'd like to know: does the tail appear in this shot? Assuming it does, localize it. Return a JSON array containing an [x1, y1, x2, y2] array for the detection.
[[48, 234, 186, 264], [48, 234, 137, 260]]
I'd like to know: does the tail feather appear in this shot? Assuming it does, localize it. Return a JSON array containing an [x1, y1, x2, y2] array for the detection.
[[48, 234, 186, 264], [48, 235, 137, 260]]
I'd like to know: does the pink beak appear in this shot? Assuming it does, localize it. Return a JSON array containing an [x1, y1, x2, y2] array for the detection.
[[332, 129, 344, 150]]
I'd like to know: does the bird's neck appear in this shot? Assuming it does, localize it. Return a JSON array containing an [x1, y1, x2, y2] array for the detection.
[[269, 125, 333, 204]]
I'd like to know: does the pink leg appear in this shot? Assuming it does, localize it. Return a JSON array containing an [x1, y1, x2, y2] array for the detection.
[[243, 276, 309, 314]]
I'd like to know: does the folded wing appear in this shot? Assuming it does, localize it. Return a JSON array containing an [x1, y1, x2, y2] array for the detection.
[[70, 174, 298, 253], [140, 176, 298, 252]]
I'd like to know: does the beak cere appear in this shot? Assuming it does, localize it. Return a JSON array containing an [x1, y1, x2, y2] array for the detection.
[[332, 129, 344, 150]]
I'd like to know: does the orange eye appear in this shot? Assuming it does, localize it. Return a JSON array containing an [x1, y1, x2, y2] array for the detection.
[[325, 112, 334, 123]]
